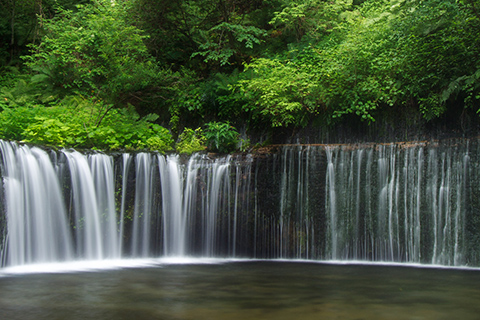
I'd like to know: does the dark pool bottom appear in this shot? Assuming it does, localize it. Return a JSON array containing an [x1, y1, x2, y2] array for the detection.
[[0, 260, 479, 320]]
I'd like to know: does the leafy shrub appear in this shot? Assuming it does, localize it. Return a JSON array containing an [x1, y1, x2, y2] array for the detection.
[[176, 128, 206, 154], [238, 58, 320, 127], [0, 97, 174, 152], [23, 117, 82, 147], [146, 133, 174, 153], [204, 121, 239, 153], [0, 107, 40, 141]]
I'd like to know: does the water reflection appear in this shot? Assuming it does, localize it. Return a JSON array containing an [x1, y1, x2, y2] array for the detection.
[[0, 261, 479, 319]]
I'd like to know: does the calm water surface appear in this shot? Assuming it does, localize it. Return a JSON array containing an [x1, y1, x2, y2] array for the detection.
[[0, 260, 479, 320]]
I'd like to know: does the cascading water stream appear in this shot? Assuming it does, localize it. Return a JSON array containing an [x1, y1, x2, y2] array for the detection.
[[89, 154, 120, 258], [159, 154, 185, 257], [0, 139, 478, 268], [130, 153, 154, 257], [63, 151, 105, 260], [0, 141, 74, 266], [117, 154, 132, 256]]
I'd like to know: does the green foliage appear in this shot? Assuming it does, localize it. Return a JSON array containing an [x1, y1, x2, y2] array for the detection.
[[211, 70, 252, 120], [270, 0, 355, 41], [23, 117, 81, 147], [0, 97, 173, 152], [170, 70, 252, 127], [0, 106, 42, 141], [23, 0, 162, 106], [204, 122, 239, 153], [418, 94, 446, 121], [234, 0, 480, 126], [176, 128, 207, 154], [164, 68, 207, 133], [2, 0, 480, 149], [146, 128, 175, 153], [376, 0, 480, 119], [0, 0, 40, 66], [126, 0, 213, 68], [238, 58, 320, 127], [127, 0, 275, 71], [192, 22, 267, 66]]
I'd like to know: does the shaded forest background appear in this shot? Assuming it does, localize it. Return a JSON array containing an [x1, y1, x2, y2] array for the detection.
[[1, 0, 480, 152]]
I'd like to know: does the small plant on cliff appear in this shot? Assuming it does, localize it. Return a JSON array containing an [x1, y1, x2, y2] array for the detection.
[[204, 121, 239, 153], [176, 128, 206, 154]]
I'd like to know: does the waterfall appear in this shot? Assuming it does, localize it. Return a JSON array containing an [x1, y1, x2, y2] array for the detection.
[[159, 154, 185, 256], [0, 139, 478, 268], [90, 153, 120, 258], [63, 150, 105, 260], [321, 142, 470, 265], [0, 141, 73, 265], [117, 154, 132, 257]]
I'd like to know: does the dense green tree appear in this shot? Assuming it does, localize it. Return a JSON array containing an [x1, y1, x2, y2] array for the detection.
[[269, 0, 357, 42], [0, 0, 91, 67], [1, 0, 480, 152], [23, 0, 167, 106], [234, 0, 480, 127], [127, 0, 275, 72], [0, 0, 176, 152]]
